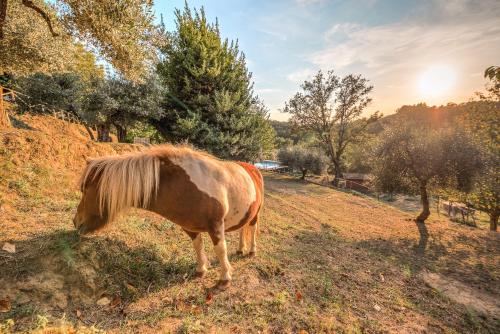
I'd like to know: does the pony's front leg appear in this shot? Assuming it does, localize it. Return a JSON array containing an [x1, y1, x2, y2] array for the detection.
[[184, 230, 208, 278], [208, 222, 232, 289]]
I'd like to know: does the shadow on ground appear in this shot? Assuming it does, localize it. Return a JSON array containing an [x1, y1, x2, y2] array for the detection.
[[274, 223, 499, 333], [0, 230, 200, 330]]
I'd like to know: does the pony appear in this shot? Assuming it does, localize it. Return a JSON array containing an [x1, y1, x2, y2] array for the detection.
[[73, 145, 263, 289]]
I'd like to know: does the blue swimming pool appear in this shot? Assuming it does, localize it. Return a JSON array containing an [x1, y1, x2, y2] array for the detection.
[[254, 160, 282, 170]]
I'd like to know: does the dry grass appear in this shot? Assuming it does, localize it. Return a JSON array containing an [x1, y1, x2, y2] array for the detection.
[[1, 115, 499, 333]]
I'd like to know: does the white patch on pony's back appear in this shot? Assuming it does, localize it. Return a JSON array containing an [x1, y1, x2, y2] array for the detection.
[[80, 151, 160, 223], [169, 152, 256, 229]]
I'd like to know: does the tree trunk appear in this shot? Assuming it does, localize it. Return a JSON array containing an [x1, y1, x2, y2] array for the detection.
[[301, 169, 307, 180], [150, 119, 169, 141], [416, 182, 430, 223], [115, 124, 127, 143], [67, 107, 94, 141], [490, 212, 498, 231], [0, 85, 10, 128], [0, 0, 8, 39], [83, 124, 95, 141], [97, 123, 111, 142], [332, 160, 342, 187]]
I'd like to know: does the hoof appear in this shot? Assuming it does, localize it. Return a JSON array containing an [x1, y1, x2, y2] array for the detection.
[[215, 279, 231, 290], [195, 271, 207, 279], [248, 251, 256, 258]]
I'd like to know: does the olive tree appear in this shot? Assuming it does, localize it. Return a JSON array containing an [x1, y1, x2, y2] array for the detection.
[[278, 146, 327, 180], [81, 75, 165, 142], [0, 0, 160, 81], [373, 122, 481, 223], [284, 70, 379, 186], [463, 68, 500, 231]]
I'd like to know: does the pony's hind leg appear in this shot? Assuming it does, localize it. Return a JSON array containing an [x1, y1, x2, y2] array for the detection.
[[249, 217, 258, 257], [208, 222, 232, 289], [184, 229, 208, 278], [237, 227, 247, 254]]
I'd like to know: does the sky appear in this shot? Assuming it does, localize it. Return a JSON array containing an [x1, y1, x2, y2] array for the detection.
[[154, 0, 500, 120]]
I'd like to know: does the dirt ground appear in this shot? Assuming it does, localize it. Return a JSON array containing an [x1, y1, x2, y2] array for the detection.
[[1, 115, 499, 333]]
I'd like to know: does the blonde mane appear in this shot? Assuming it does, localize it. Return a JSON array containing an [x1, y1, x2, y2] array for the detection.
[[79, 144, 223, 224], [79, 144, 221, 224], [80, 150, 161, 223]]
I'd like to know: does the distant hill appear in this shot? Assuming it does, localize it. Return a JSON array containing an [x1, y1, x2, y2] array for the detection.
[[272, 101, 486, 141]]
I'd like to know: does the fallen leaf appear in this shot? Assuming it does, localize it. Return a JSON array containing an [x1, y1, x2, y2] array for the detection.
[[126, 282, 138, 293], [295, 290, 303, 301], [374, 304, 381, 311], [75, 309, 82, 318], [191, 304, 202, 314], [96, 296, 111, 306], [2, 242, 15, 254], [379, 273, 385, 282], [110, 295, 122, 308], [0, 298, 11, 313], [175, 300, 188, 312], [205, 292, 213, 305]]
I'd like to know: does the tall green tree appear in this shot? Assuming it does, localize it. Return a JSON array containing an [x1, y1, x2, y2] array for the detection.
[[154, 5, 275, 161], [284, 70, 379, 185]]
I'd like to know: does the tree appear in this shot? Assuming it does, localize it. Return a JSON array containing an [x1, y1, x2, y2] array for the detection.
[[154, 5, 275, 161], [0, 0, 78, 76], [484, 66, 500, 85], [14, 72, 96, 139], [462, 68, 500, 231], [270, 120, 317, 148], [81, 75, 164, 142], [0, 0, 159, 81], [284, 70, 379, 186], [373, 121, 481, 223], [16, 73, 85, 114], [468, 155, 499, 231], [278, 146, 327, 180]]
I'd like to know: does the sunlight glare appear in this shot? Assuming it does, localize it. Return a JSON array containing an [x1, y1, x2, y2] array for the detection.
[[418, 65, 457, 98]]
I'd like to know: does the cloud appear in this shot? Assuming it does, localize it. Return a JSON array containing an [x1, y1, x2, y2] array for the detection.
[[310, 4, 500, 77], [295, 0, 327, 6], [287, 68, 317, 83], [255, 88, 285, 94], [255, 27, 288, 41]]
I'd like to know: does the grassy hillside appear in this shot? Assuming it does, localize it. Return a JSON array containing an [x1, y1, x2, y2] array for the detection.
[[0, 115, 499, 333]]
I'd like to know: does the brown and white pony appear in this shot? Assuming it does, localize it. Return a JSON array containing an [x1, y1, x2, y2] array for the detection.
[[73, 145, 264, 289]]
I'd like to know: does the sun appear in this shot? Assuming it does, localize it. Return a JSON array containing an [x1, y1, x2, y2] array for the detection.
[[418, 65, 457, 98]]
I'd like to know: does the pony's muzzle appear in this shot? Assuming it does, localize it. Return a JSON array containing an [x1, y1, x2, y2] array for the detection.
[[73, 215, 85, 233]]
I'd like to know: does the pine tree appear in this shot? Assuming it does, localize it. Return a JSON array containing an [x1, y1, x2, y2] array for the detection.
[[154, 5, 275, 161]]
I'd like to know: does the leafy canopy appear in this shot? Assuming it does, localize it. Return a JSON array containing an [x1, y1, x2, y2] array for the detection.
[[0, 0, 159, 81], [278, 146, 327, 179], [81, 75, 165, 129], [284, 70, 378, 182]]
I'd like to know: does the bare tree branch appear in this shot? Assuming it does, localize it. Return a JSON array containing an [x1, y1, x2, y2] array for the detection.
[[21, 0, 58, 37]]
